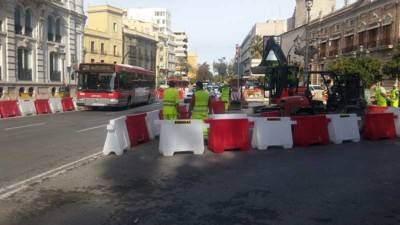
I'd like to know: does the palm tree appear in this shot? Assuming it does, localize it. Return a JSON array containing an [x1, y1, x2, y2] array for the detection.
[[250, 35, 264, 59]]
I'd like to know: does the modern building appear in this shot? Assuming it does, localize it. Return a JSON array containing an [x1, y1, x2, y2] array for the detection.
[[187, 52, 198, 79], [174, 31, 188, 76], [240, 20, 287, 76], [84, 5, 124, 65], [0, 0, 85, 99]]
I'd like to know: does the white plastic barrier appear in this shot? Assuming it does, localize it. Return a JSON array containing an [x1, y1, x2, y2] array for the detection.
[[386, 107, 400, 137], [103, 116, 131, 156], [18, 99, 36, 116], [251, 117, 295, 150], [146, 110, 161, 140], [326, 114, 361, 144], [209, 114, 248, 119], [73, 98, 78, 111], [158, 120, 208, 157], [49, 98, 63, 113]]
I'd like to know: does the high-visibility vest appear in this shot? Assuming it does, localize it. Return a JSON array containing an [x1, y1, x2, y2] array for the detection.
[[391, 88, 399, 108], [163, 88, 179, 119], [221, 86, 230, 102], [375, 86, 387, 107], [192, 90, 209, 120]]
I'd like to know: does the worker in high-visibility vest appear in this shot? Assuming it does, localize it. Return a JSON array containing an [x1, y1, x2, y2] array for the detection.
[[375, 82, 388, 107], [221, 82, 230, 111], [390, 84, 399, 108], [163, 81, 180, 120], [190, 81, 210, 120]]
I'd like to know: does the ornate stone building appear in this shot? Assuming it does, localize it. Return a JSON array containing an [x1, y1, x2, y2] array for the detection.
[[0, 0, 85, 99]]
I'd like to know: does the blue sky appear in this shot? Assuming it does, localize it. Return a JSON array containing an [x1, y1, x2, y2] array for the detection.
[[86, 0, 346, 65]]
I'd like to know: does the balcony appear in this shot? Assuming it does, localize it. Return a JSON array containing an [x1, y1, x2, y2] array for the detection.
[[18, 68, 32, 81], [25, 27, 32, 37], [15, 25, 23, 35], [50, 71, 61, 82]]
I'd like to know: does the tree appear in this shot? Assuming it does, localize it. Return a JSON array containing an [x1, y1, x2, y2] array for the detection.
[[250, 35, 263, 59], [213, 57, 228, 76], [196, 62, 213, 81], [327, 57, 381, 87], [383, 44, 400, 81]]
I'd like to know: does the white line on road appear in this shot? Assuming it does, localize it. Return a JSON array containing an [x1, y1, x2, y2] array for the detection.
[[0, 151, 103, 200], [4, 123, 46, 131], [77, 124, 107, 133]]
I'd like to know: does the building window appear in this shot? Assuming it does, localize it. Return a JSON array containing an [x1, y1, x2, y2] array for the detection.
[[101, 43, 105, 54], [25, 9, 32, 36], [113, 45, 117, 56], [358, 31, 366, 47], [382, 25, 392, 46], [0, 87, 3, 98], [47, 16, 54, 41], [367, 28, 378, 48], [319, 42, 326, 58], [55, 18, 62, 42], [329, 39, 339, 56], [343, 35, 354, 53], [113, 23, 117, 32], [15, 6, 23, 34], [17, 48, 32, 81], [0, 20, 3, 32], [49, 52, 61, 82], [90, 41, 95, 53]]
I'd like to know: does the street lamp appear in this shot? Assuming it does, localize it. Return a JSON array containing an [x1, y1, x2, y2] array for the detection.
[[304, 0, 313, 85]]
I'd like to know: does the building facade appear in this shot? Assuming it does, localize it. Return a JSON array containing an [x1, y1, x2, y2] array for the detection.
[[187, 52, 198, 79], [174, 31, 188, 76], [0, 0, 85, 99], [83, 5, 123, 65], [240, 20, 287, 76], [289, 0, 336, 30]]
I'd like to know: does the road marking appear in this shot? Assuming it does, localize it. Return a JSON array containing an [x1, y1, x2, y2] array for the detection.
[[0, 151, 103, 200], [4, 123, 46, 131], [77, 124, 107, 133]]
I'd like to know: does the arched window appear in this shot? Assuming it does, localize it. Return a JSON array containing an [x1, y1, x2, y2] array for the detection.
[[55, 18, 61, 42], [17, 47, 32, 81], [47, 16, 54, 41], [25, 9, 32, 36], [14, 6, 22, 34], [49, 52, 61, 81]]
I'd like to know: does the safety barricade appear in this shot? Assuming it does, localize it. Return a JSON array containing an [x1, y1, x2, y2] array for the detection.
[[260, 110, 281, 117], [386, 107, 400, 137], [18, 99, 36, 116], [72, 98, 78, 110], [61, 97, 75, 112], [207, 118, 251, 153], [326, 114, 361, 144], [49, 98, 64, 113], [209, 114, 248, 120], [251, 117, 295, 150], [367, 105, 387, 114], [291, 115, 330, 147], [126, 113, 150, 147], [210, 101, 225, 114], [158, 120, 207, 156], [178, 105, 190, 119], [34, 99, 52, 115], [362, 113, 396, 140], [103, 116, 131, 156], [0, 100, 20, 118], [146, 110, 161, 140]]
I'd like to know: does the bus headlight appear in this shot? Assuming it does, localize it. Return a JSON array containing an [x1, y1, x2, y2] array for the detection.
[[109, 98, 119, 103]]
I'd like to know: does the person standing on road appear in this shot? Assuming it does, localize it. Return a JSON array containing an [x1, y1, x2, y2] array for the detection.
[[221, 82, 231, 111], [163, 81, 180, 120], [390, 84, 399, 108], [374, 82, 388, 107], [190, 81, 210, 120]]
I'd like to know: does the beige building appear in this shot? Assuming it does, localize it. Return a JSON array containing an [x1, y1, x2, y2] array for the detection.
[[84, 5, 123, 64], [187, 52, 198, 79], [240, 20, 287, 76], [289, 0, 336, 29], [174, 31, 188, 76]]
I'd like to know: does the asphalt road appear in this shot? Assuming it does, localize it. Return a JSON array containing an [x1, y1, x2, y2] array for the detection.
[[0, 103, 161, 188], [1, 139, 400, 225]]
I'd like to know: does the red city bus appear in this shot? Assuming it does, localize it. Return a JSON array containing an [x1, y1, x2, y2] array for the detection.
[[77, 63, 155, 108]]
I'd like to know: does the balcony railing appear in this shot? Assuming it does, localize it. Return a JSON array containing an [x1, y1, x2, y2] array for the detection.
[[25, 27, 32, 37], [15, 25, 23, 35], [50, 71, 61, 82], [18, 68, 32, 81]]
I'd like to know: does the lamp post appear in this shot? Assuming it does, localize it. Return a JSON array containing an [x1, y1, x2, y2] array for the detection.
[[304, 0, 313, 85]]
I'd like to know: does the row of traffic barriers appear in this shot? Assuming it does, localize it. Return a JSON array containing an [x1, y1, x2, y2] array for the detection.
[[103, 106, 400, 157], [0, 97, 76, 119]]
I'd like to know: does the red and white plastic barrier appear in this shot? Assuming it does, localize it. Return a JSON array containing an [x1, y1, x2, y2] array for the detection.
[[146, 110, 161, 140], [363, 112, 396, 140], [126, 113, 150, 146], [103, 116, 131, 156], [49, 98, 64, 113], [18, 99, 36, 116], [0, 100, 20, 118], [251, 117, 295, 150], [386, 107, 400, 137], [326, 114, 361, 144], [61, 97, 75, 112], [291, 115, 330, 147], [34, 99, 52, 115]]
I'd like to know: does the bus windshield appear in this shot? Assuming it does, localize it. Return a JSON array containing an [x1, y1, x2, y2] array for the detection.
[[78, 72, 115, 92]]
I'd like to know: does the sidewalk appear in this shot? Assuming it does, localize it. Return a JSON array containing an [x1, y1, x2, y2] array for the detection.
[[1, 140, 400, 225]]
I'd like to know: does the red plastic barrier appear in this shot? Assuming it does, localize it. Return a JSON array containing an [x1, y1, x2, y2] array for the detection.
[[35, 99, 51, 114], [363, 113, 396, 140], [260, 110, 280, 117], [178, 89, 184, 100], [291, 115, 330, 147], [61, 97, 75, 111], [178, 105, 190, 119], [210, 101, 225, 114], [207, 119, 251, 153], [366, 105, 387, 113], [0, 100, 21, 118], [126, 113, 150, 146]]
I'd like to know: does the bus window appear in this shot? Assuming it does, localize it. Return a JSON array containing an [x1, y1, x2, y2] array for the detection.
[[78, 72, 115, 92]]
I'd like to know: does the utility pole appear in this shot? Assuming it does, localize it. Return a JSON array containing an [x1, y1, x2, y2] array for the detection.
[[304, 0, 313, 86]]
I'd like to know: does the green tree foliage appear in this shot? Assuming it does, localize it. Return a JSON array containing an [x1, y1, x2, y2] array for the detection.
[[250, 35, 263, 59], [227, 59, 239, 76], [327, 57, 381, 87], [196, 62, 213, 81], [383, 45, 400, 80], [213, 57, 228, 76]]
